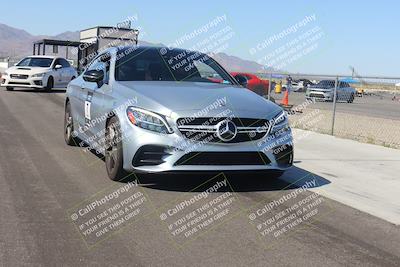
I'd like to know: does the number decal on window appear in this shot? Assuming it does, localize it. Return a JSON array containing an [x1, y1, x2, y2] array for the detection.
[[84, 101, 91, 121], [84, 91, 93, 125]]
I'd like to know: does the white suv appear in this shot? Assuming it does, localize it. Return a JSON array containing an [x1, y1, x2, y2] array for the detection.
[[1, 56, 78, 91]]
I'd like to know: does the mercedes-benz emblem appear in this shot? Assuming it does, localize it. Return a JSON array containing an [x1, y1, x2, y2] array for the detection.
[[216, 120, 237, 142]]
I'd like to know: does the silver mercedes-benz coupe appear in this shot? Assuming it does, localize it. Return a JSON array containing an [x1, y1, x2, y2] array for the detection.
[[64, 46, 293, 181]]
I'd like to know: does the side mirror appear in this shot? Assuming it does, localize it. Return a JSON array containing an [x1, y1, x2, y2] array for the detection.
[[83, 69, 104, 87], [54, 64, 62, 70], [234, 75, 248, 88]]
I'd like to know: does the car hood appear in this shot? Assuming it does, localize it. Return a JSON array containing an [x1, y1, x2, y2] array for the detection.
[[116, 81, 281, 118], [6, 66, 51, 75]]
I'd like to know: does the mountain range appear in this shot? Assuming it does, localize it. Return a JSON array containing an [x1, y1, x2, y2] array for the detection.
[[0, 23, 267, 73]]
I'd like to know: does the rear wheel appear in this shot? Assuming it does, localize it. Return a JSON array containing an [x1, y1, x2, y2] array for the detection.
[[347, 93, 355, 103], [45, 76, 53, 92], [105, 117, 127, 181], [64, 101, 79, 146], [6, 87, 13, 91]]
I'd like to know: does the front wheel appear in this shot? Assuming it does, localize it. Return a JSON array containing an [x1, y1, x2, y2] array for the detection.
[[64, 102, 79, 146], [45, 76, 54, 92], [105, 117, 128, 181]]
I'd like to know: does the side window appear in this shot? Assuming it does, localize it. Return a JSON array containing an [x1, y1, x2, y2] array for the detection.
[[340, 82, 349, 88], [193, 61, 223, 80], [86, 57, 101, 71], [53, 59, 61, 68], [60, 59, 70, 68]]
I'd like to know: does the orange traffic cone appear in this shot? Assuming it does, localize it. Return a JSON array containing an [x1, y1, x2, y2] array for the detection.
[[281, 90, 289, 106]]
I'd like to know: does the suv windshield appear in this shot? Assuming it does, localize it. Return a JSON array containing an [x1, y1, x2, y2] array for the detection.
[[115, 47, 235, 85], [312, 80, 335, 89], [17, 57, 54, 67]]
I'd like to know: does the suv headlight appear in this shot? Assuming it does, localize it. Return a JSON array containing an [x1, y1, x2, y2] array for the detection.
[[32, 73, 45, 78], [271, 111, 289, 134], [126, 107, 173, 134]]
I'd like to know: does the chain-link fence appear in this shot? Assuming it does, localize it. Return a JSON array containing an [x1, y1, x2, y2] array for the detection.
[[246, 72, 400, 149]]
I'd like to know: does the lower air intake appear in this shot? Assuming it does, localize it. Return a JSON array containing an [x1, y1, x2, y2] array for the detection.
[[174, 152, 271, 166]]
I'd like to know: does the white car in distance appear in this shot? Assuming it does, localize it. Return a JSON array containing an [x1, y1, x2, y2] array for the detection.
[[1, 56, 78, 91]]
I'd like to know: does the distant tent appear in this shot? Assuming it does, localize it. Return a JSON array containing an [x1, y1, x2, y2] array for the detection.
[[271, 74, 285, 79], [340, 77, 360, 84]]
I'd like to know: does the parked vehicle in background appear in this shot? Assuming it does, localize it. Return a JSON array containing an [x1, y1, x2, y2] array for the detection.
[[231, 72, 269, 96], [356, 87, 364, 97], [0, 56, 77, 91], [306, 80, 356, 103], [284, 79, 314, 92], [64, 46, 293, 181]]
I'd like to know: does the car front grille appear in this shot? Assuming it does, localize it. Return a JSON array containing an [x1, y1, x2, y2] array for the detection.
[[8, 82, 30, 85], [10, 74, 28, 79], [174, 152, 271, 166], [177, 117, 271, 144], [309, 93, 325, 98]]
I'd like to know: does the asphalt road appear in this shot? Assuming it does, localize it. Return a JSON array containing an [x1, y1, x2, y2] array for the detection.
[[0, 88, 400, 266], [272, 91, 400, 121]]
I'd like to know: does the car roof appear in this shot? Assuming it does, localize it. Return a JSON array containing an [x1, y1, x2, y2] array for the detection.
[[116, 45, 202, 56], [26, 55, 58, 59]]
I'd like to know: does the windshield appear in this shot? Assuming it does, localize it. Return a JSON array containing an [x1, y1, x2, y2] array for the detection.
[[312, 80, 335, 89], [17, 57, 54, 67], [115, 47, 235, 84]]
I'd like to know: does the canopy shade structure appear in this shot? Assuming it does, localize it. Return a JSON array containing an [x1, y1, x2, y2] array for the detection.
[[340, 77, 360, 84]]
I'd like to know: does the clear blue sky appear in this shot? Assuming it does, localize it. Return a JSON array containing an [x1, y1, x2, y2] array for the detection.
[[2, 0, 398, 76]]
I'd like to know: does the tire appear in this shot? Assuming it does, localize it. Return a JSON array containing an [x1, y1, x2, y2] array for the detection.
[[45, 76, 54, 92], [64, 101, 79, 146], [6, 87, 14, 91], [347, 93, 355, 103], [105, 117, 127, 181]]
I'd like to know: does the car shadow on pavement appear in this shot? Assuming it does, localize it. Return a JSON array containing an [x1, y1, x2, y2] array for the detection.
[[6, 88, 66, 93], [121, 166, 330, 193]]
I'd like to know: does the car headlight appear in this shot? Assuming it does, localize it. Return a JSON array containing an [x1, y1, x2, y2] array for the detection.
[[271, 111, 289, 134], [126, 107, 173, 134], [32, 73, 45, 78]]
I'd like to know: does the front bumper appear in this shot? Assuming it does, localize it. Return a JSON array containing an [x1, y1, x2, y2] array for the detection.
[[1, 76, 46, 88], [121, 124, 294, 173], [306, 91, 333, 101]]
